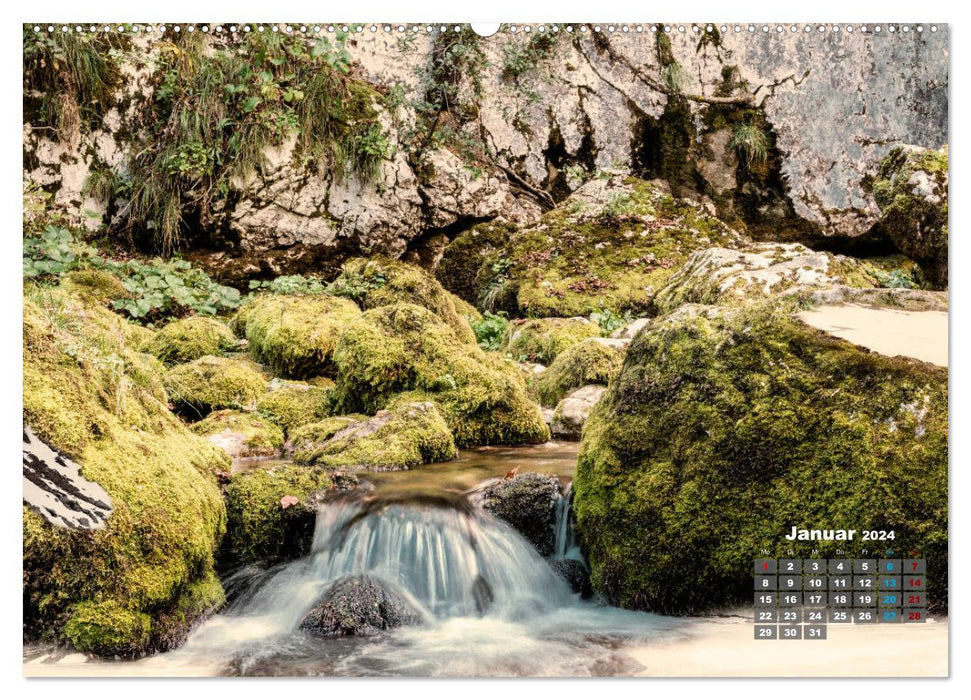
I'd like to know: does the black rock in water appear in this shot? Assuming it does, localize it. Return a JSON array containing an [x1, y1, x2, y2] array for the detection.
[[298, 576, 423, 637], [549, 559, 593, 599], [478, 472, 561, 556]]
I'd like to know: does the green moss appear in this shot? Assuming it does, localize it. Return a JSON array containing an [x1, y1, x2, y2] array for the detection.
[[436, 220, 517, 303], [333, 303, 549, 446], [164, 355, 267, 418], [63, 600, 152, 657], [142, 316, 236, 365], [223, 465, 331, 564], [331, 257, 477, 344], [191, 409, 285, 457], [872, 146, 948, 288], [292, 402, 457, 470], [473, 175, 746, 318], [256, 384, 334, 435], [532, 339, 625, 407], [449, 291, 482, 323], [289, 415, 366, 449], [23, 283, 229, 656], [573, 301, 948, 614], [503, 317, 602, 364], [62, 269, 130, 304], [233, 294, 361, 379]]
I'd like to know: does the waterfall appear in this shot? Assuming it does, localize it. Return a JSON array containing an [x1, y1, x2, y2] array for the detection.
[[219, 494, 573, 635], [552, 484, 584, 563]]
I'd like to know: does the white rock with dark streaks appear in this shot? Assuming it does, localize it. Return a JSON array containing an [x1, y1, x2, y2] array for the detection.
[[22, 425, 112, 530]]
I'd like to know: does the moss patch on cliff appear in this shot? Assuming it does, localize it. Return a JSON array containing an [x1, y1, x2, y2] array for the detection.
[[503, 317, 602, 364], [291, 402, 457, 470], [23, 282, 229, 656], [143, 316, 236, 365], [573, 301, 948, 614], [333, 303, 549, 446], [223, 465, 331, 565], [471, 174, 746, 318], [436, 220, 516, 304], [233, 294, 361, 380], [533, 339, 625, 407], [164, 355, 267, 418]]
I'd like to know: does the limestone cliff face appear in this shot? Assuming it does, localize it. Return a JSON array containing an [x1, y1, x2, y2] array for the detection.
[[23, 25, 948, 280]]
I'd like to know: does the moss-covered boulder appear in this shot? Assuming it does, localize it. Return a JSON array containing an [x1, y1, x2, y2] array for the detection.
[[652, 243, 880, 315], [233, 294, 362, 379], [573, 302, 947, 614], [62, 269, 130, 305], [223, 465, 331, 565], [462, 172, 747, 318], [23, 284, 229, 657], [142, 316, 237, 365], [437, 220, 517, 304], [330, 257, 477, 344], [191, 410, 285, 459], [533, 338, 626, 407], [164, 355, 267, 418], [873, 145, 948, 288], [333, 303, 549, 446], [291, 402, 457, 470], [502, 317, 602, 364], [256, 382, 334, 435]]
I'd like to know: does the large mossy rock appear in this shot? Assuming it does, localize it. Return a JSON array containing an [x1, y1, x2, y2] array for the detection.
[[223, 465, 331, 565], [141, 316, 236, 365], [573, 302, 947, 614], [330, 257, 476, 344], [452, 172, 747, 318], [333, 303, 549, 447], [533, 338, 625, 408], [298, 576, 422, 637], [651, 243, 880, 315], [232, 294, 362, 379], [872, 145, 949, 289], [502, 317, 601, 364], [164, 355, 267, 418], [23, 285, 229, 657], [191, 409, 285, 459], [291, 402, 457, 470]]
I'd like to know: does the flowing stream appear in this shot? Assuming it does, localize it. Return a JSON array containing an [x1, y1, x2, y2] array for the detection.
[[25, 442, 695, 677]]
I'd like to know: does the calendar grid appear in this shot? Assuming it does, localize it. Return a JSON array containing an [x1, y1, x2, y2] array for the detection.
[[753, 558, 927, 639]]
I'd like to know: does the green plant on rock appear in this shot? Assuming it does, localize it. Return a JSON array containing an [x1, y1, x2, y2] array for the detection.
[[163, 355, 267, 419], [589, 307, 631, 335], [142, 316, 237, 365], [730, 122, 769, 167], [121, 30, 390, 254], [471, 311, 509, 351], [23, 28, 128, 139]]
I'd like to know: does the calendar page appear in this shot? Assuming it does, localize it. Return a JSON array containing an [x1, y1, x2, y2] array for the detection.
[[21, 19, 948, 679]]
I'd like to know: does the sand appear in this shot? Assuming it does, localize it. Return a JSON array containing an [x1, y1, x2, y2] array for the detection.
[[797, 304, 948, 367], [629, 615, 948, 677]]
